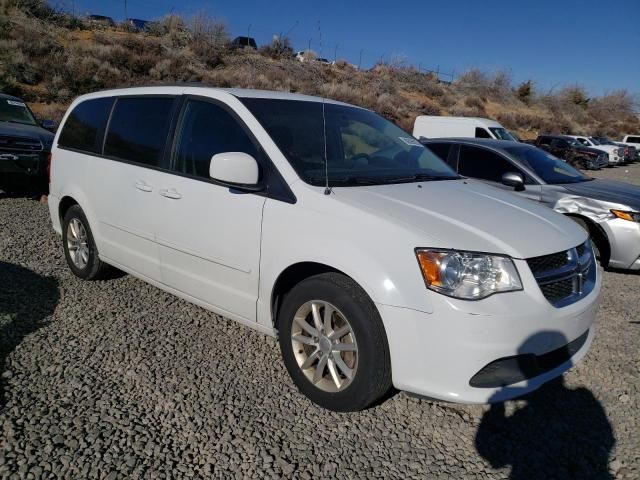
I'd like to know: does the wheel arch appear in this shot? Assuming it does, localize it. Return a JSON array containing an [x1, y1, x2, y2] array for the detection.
[[58, 195, 79, 223], [271, 262, 361, 330], [564, 213, 610, 266]]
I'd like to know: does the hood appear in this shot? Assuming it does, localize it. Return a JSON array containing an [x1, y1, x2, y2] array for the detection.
[[563, 179, 640, 211], [574, 145, 605, 156], [333, 179, 585, 259], [0, 121, 55, 149]]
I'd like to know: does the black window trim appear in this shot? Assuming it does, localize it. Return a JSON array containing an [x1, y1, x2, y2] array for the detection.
[[167, 94, 296, 204], [57, 93, 296, 204]]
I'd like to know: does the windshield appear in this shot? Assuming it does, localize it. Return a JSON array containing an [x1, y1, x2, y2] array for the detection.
[[489, 127, 517, 141], [504, 145, 590, 184], [241, 98, 459, 186], [566, 138, 584, 148], [0, 98, 37, 126], [592, 137, 613, 145]]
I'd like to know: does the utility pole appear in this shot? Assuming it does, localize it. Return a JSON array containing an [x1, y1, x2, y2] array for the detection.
[[124, 0, 128, 21], [358, 49, 363, 70], [248, 23, 252, 39], [308, 37, 312, 52], [334, 44, 339, 62]]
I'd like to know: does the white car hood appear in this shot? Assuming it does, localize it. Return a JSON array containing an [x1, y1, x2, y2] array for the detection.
[[332, 179, 586, 259]]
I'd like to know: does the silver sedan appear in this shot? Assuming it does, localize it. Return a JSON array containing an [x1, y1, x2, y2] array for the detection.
[[424, 138, 640, 271]]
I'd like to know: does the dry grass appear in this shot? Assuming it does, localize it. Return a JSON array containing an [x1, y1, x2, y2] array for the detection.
[[1, 1, 638, 138]]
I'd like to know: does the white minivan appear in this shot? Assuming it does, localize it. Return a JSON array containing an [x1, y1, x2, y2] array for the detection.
[[49, 86, 601, 411], [413, 115, 517, 141]]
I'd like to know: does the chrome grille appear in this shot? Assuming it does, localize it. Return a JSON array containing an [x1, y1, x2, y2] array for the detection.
[[527, 240, 596, 308], [0, 135, 42, 152]]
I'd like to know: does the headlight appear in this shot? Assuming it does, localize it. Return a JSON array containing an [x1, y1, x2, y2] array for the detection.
[[611, 209, 640, 222], [415, 249, 522, 300]]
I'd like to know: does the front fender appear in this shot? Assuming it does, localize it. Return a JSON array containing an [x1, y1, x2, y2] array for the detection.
[[256, 197, 434, 329]]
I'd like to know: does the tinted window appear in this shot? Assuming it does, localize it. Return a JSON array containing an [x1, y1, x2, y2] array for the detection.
[[104, 97, 174, 166], [488, 127, 517, 141], [538, 137, 552, 146], [173, 100, 258, 178], [58, 98, 113, 153], [426, 143, 452, 163], [458, 145, 519, 182], [503, 145, 588, 184], [241, 98, 457, 187], [475, 127, 492, 138], [626, 136, 640, 143]]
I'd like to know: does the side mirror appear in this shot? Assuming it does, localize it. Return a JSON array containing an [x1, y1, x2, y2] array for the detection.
[[209, 152, 261, 190], [502, 172, 525, 191], [40, 119, 56, 131]]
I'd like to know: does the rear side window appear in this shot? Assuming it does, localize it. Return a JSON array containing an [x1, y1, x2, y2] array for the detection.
[[58, 98, 113, 153], [538, 137, 551, 146], [426, 143, 452, 164], [458, 145, 520, 182], [627, 136, 640, 143], [173, 99, 258, 178], [475, 127, 491, 138], [104, 97, 174, 167]]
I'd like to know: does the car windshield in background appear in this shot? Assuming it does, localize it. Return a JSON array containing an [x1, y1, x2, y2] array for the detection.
[[504, 145, 590, 184], [241, 98, 459, 186], [0, 98, 37, 126], [489, 127, 517, 141], [566, 138, 583, 147], [593, 137, 613, 145]]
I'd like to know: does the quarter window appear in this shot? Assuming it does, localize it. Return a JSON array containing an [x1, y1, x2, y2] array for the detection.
[[475, 127, 492, 138], [104, 97, 175, 167], [58, 97, 113, 153], [458, 145, 521, 182], [426, 143, 452, 164], [172, 100, 258, 179]]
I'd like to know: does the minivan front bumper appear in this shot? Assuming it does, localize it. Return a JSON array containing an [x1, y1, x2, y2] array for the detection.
[[377, 258, 601, 404]]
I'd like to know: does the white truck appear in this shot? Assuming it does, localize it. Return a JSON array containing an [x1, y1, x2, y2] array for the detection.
[[619, 135, 640, 154], [567, 135, 623, 166], [412, 116, 517, 141]]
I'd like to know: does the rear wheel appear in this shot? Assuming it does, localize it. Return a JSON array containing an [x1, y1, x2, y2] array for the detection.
[[278, 272, 392, 411], [62, 205, 109, 280]]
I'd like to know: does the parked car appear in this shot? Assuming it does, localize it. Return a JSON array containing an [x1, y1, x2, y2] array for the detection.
[[620, 134, 640, 153], [423, 138, 640, 271], [413, 116, 517, 141], [49, 86, 601, 411], [230, 36, 257, 50], [0, 93, 54, 192], [533, 135, 608, 170], [567, 135, 623, 165], [592, 136, 638, 163], [125, 18, 149, 31], [87, 15, 115, 28]]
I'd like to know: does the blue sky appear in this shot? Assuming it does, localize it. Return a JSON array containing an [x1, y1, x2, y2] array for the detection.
[[52, 0, 639, 96]]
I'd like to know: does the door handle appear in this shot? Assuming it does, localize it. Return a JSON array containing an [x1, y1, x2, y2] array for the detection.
[[159, 188, 182, 200], [135, 181, 153, 192]]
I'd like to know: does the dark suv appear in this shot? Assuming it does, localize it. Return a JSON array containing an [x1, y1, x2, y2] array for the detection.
[[533, 135, 608, 170], [0, 93, 54, 192]]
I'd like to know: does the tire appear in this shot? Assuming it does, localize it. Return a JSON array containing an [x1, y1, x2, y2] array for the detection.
[[278, 272, 392, 411], [62, 205, 109, 280]]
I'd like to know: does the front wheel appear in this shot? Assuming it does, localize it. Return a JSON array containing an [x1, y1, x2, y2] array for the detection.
[[278, 273, 392, 411]]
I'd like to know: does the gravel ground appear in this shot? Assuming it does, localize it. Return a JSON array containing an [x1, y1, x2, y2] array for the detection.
[[1, 165, 639, 479]]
